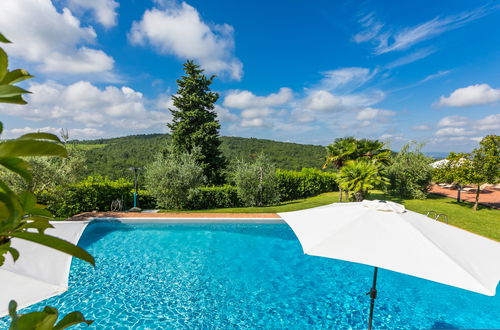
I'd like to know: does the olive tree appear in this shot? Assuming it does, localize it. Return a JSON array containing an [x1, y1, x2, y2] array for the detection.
[[385, 142, 433, 199], [232, 154, 280, 207], [144, 148, 206, 209]]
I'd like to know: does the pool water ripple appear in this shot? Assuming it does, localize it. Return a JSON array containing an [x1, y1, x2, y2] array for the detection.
[[1, 223, 499, 329]]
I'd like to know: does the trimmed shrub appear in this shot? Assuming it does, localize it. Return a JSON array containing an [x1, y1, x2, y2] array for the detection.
[[186, 185, 241, 210], [276, 168, 337, 201], [38, 176, 133, 217]]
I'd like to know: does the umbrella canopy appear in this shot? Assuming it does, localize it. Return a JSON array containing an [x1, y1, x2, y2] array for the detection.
[[0, 221, 89, 317], [279, 200, 500, 328]]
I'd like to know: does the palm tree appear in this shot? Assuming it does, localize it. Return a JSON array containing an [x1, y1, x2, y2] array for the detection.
[[337, 160, 389, 202], [323, 137, 390, 201]]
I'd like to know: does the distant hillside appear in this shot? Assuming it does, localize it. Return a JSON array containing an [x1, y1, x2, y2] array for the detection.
[[72, 134, 327, 180]]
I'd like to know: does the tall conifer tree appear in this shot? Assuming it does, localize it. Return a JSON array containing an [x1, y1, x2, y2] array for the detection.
[[168, 60, 226, 184]]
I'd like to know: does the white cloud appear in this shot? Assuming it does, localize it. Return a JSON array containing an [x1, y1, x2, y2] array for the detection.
[[0, 0, 115, 75], [438, 84, 500, 107], [66, 0, 119, 28], [354, 6, 492, 54], [356, 107, 395, 120], [474, 114, 500, 131], [129, 2, 242, 80], [240, 118, 269, 128], [317, 67, 375, 91], [304, 90, 384, 112], [435, 127, 473, 136], [437, 115, 469, 127], [412, 125, 432, 131], [2, 126, 104, 139], [214, 105, 238, 122], [385, 47, 436, 69], [0, 81, 170, 131], [223, 88, 292, 109]]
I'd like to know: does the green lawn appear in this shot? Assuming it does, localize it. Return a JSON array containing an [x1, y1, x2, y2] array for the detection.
[[162, 191, 500, 241]]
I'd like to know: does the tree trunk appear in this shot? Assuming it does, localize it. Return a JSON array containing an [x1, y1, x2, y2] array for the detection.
[[339, 187, 343, 202], [456, 185, 461, 203], [345, 190, 349, 201], [473, 183, 481, 211], [354, 191, 364, 202]]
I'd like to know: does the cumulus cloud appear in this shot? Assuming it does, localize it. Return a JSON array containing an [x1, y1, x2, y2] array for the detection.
[[304, 90, 384, 112], [411, 125, 432, 131], [356, 107, 395, 120], [66, 0, 119, 27], [0, 81, 170, 131], [474, 114, 500, 131], [437, 115, 469, 127], [354, 6, 493, 54], [129, 2, 242, 80], [223, 88, 292, 109], [438, 84, 500, 107], [435, 127, 473, 136], [0, 0, 115, 75]]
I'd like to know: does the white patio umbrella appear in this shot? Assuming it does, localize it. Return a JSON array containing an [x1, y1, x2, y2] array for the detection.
[[0, 221, 89, 317], [278, 200, 500, 330]]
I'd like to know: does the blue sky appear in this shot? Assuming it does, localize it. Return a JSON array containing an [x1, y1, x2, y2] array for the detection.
[[0, 0, 499, 152]]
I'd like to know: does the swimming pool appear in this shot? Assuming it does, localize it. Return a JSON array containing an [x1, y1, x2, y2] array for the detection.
[[2, 222, 499, 329]]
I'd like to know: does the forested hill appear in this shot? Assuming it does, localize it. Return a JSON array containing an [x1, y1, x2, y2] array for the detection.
[[72, 134, 327, 180]]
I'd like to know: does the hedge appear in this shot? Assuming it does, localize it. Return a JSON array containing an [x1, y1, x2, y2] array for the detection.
[[276, 168, 337, 201], [39, 169, 338, 216], [38, 176, 155, 218], [186, 185, 241, 210]]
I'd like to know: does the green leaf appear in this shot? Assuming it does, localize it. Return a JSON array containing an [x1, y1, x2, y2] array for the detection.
[[0, 121, 3, 135], [0, 140, 67, 158], [18, 132, 63, 143], [54, 311, 94, 329], [0, 95, 28, 104], [15, 306, 58, 329], [0, 69, 33, 85], [18, 218, 53, 234], [0, 85, 30, 98], [0, 33, 11, 43], [0, 48, 7, 82], [8, 300, 18, 321], [8, 232, 95, 266], [0, 157, 32, 181], [0, 96, 26, 106], [19, 191, 36, 211], [0, 241, 20, 262]]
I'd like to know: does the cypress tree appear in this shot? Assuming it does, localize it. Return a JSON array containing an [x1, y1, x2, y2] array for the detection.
[[168, 60, 226, 184]]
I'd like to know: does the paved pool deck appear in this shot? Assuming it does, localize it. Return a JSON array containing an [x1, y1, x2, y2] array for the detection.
[[68, 212, 282, 222]]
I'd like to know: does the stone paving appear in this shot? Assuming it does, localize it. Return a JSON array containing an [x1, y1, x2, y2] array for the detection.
[[430, 184, 500, 209]]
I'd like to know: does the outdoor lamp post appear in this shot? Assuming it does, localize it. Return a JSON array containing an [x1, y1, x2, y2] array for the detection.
[[129, 167, 142, 211]]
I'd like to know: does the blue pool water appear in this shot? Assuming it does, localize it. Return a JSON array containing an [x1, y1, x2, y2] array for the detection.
[[2, 222, 499, 329]]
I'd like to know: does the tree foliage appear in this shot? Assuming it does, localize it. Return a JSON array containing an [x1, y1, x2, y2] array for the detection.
[[433, 135, 499, 210], [385, 142, 433, 199], [69, 134, 327, 180], [232, 154, 280, 207], [168, 61, 226, 185], [337, 160, 389, 202], [323, 136, 390, 169], [144, 148, 206, 209]]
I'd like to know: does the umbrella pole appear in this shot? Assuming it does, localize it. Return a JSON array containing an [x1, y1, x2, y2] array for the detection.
[[367, 267, 378, 330]]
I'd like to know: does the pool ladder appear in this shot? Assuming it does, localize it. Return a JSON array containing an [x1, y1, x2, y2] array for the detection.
[[425, 210, 448, 224]]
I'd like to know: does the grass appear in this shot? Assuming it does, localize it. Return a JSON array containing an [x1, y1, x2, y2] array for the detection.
[[161, 191, 500, 241]]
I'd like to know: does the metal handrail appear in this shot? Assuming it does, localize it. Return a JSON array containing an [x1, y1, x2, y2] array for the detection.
[[425, 210, 449, 224], [435, 214, 449, 224]]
